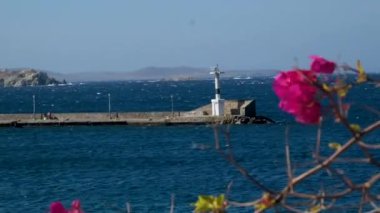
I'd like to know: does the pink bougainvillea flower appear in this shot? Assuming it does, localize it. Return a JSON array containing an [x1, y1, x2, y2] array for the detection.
[[50, 201, 67, 213], [309, 55, 336, 74], [273, 70, 317, 101], [68, 200, 84, 213], [273, 69, 321, 124], [279, 98, 321, 124], [294, 102, 321, 124], [273, 69, 317, 106]]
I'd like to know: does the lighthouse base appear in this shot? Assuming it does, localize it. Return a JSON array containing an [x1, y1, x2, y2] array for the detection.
[[211, 99, 225, 116]]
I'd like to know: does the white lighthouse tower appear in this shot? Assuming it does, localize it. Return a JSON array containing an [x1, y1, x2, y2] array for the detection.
[[210, 65, 225, 116]]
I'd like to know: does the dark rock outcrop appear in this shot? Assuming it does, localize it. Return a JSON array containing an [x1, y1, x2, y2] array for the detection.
[[0, 69, 61, 87]]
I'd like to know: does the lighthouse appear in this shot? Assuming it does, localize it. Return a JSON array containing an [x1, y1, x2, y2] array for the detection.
[[210, 65, 225, 116]]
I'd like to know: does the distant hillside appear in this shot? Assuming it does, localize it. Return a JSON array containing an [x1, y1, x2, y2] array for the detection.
[[59, 67, 279, 82], [0, 69, 61, 87]]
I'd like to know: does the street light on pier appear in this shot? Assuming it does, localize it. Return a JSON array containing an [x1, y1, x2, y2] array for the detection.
[[170, 94, 174, 116], [108, 93, 111, 119], [32, 94, 36, 120]]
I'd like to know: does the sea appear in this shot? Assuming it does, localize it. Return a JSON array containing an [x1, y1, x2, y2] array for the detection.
[[0, 77, 379, 212]]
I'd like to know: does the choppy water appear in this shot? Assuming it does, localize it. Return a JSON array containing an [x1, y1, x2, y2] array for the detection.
[[0, 78, 379, 212]]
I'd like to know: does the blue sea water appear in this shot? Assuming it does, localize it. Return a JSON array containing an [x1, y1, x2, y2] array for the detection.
[[0, 78, 379, 212]]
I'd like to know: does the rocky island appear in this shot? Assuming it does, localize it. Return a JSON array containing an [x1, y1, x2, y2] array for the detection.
[[0, 69, 61, 87]]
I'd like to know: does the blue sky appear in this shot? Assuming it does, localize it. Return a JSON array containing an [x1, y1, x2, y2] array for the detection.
[[0, 0, 379, 73]]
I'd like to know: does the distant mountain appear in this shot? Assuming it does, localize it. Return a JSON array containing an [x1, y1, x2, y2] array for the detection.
[[58, 67, 279, 82], [0, 68, 61, 87]]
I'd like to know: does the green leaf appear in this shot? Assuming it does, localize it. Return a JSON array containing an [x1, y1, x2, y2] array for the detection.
[[322, 83, 331, 92], [328, 142, 342, 150], [334, 79, 351, 98], [214, 194, 225, 209], [254, 193, 275, 212], [350, 124, 361, 133], [308, 204, 323, 213], [356, 60, 367, 83], [193, 194, 226, 213]]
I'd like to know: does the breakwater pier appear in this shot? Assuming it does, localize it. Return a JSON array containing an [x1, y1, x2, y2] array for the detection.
[[0, 100, 273, 127], [0, 112, 223, 127]]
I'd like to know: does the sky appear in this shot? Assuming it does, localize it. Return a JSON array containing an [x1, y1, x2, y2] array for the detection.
[[0, 0, 379, 73]]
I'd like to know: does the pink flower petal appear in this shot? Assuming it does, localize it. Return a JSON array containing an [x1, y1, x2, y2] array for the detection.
[[295, 102, 321, 124], [310, 56, 336, 74], [68, 200, 84, 213], [50, 201, 67, 213]]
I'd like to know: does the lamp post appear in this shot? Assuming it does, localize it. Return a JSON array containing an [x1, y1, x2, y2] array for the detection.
[[170, 94, 174, 116], [108, 93, 111, 119], [32, 94, 35, 120]]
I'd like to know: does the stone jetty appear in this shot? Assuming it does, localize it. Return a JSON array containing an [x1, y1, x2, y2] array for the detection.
[[0, 100, 274, 127]]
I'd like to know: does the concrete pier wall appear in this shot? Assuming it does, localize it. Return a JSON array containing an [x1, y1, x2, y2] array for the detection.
[[0, 99, 269, 127], [188, 99, 256, 117], [0, 112, 223, 127]]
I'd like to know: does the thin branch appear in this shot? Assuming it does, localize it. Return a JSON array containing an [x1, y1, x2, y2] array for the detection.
[[228, 200, 260, 207], [358, 141, 380, 150], [369, 200, 379, 210], [213, 124, 221, 150], [368, 193, 380, 201], [366, 208, 380, 213], [314, 81, 353, 132], [319, 190, 325, 209], [287, 172, 379, 201], [362, 152, 380, 167], [276, 121, 380, 202], [284, 125, 294, 192], [280, 203, 305, 213], [217, 119, 379, 209], [213, 126, 276, 194], [339, 64, 379, 83], [290, 121, 380, 187], [364, 173, 380, 188], [316, 155, 370, 164], [315, 117, 323, 159], [356, 143, 380, 167], [223, 125, 231, 147], [333, 170, 354, 189], [324, 199, 337, 211], [170, 193, 175, 213], [280, 199, 315, 207], [126, 202, 131, 213], [324, 166, 354, 188], [362, 105, 380, 116], [289, 188, 353, 200], [225, 181, 233, 201], [359, 188, 367, 213]]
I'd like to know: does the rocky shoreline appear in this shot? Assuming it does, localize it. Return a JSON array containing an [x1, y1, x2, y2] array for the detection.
[[0, 69, 61, 87]]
